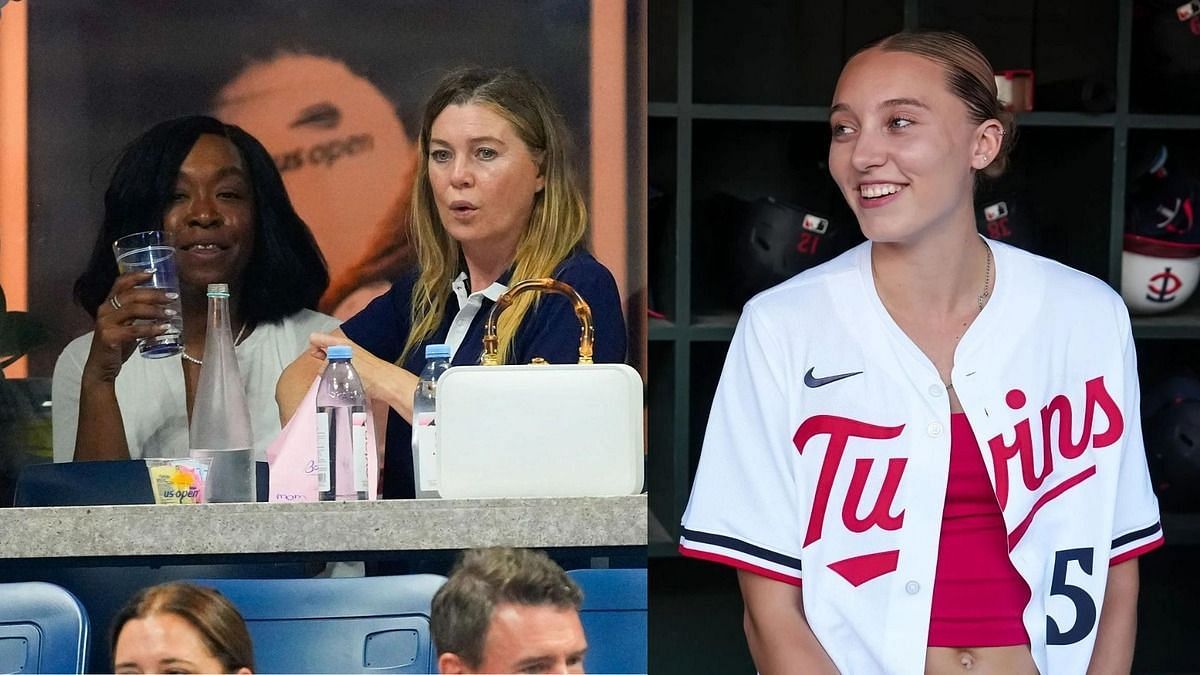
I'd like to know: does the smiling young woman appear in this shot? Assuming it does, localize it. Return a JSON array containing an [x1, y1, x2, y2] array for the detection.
[[52, 116, 338, 464], [680, 31, 1162, 675]]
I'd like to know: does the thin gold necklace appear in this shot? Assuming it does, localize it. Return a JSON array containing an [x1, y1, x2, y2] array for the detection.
[[977, 244, 993, 313], [948, 243, 993, 391]]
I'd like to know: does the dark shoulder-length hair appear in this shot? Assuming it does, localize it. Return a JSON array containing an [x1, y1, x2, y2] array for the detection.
[[73, 115, 328, 323]]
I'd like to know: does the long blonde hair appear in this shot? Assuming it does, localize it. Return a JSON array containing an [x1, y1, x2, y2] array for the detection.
[[402, 67, 588, 365]]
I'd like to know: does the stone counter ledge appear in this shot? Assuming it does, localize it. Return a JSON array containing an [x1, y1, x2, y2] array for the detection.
[[0, 495, 647, 559]]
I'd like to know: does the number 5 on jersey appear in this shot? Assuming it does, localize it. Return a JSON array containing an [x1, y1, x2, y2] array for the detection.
[[1046, 547, 1097, 646]]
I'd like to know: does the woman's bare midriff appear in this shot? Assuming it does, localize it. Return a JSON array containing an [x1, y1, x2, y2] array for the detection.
[[925, 646, 1039, 674]]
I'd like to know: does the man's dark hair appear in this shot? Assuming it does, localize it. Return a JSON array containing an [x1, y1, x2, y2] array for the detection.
[[73, 115, 328, 324], [431, 547, 583, 667]]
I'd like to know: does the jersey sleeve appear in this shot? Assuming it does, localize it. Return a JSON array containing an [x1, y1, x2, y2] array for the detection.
[[1108, 308, 1165, 565], [680, 305, 806, 585]]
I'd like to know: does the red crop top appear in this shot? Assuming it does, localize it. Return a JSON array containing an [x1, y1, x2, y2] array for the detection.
[[927, 413, 1031, 647]]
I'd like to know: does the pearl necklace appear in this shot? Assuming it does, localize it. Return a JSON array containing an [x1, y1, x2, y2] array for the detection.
[[181, 323, 248, 366]]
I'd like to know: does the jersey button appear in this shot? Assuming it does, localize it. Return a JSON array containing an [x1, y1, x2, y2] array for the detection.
[[928, 384, 943, 397], [905, 580, 920, 594], [927, 421, 944, 438]]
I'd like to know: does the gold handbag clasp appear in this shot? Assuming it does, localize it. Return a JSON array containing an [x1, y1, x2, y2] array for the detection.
[[482, 278, 594, 366]]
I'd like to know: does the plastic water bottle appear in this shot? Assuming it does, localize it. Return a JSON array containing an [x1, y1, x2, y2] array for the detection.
[[412, 344, 451, 499], [316, 345, 370, 501], [189, 283, 256, 503]]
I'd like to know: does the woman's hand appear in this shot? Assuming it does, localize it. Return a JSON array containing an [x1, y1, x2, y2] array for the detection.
[[74, 271, 176, 461], [82, 271, 178, 384], [307, 332, 420, 424]]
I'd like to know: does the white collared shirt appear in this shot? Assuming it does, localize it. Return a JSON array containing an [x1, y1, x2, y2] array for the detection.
[[446, 272, 508, 359]]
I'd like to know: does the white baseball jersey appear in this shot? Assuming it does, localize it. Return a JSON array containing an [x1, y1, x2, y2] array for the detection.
[[680, 239, 1163, 675]]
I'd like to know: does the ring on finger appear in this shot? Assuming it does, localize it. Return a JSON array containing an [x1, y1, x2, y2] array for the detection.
[[109, 295, 122, 311]]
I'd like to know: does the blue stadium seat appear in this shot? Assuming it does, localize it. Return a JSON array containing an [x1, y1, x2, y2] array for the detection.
[[567, 567, 648, 674], [195, 574, 447, 674], [0, 581, 90, 674]]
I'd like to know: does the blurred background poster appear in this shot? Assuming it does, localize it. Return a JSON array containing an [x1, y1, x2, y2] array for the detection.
[[6, 0, 645, 378]]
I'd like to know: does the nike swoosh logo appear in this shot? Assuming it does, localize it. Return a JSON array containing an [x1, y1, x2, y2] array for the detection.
[[804, 367, 863, 388]]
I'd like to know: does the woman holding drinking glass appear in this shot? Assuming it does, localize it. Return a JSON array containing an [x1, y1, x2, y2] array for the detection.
[[277, 67, 626, 499], [53, 116, 338, 463]]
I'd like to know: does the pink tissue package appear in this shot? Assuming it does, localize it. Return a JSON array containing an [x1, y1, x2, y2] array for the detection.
[[267, 377, 379, 502]]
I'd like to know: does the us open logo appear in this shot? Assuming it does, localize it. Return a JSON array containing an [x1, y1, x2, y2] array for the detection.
[[272, 101, 376, 173]]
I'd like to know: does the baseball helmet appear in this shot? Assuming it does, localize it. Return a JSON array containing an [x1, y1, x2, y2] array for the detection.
[[1145, 393, 1200, 511], [1121, 244, 1200, 314], [1126, 146, 1200, 246], [1143, 373, 1200, 418], [732, 196, 841, 304], [1122, 145, 1200, 314], [1132, 0, 1200, 113], [975, 195, 1039, 252]]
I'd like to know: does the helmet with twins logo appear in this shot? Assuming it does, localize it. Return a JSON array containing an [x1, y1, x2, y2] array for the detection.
[[1121, 145, 1200, 314]]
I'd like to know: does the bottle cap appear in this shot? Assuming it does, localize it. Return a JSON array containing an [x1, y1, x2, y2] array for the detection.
[[425, 344, 451, 359], [206, 283, 230, 298], [327, 345, 353, 360]]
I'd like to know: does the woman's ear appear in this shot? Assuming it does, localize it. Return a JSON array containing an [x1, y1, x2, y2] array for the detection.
[[971, 119, 1005, 171], [534, 152, 546, 193]]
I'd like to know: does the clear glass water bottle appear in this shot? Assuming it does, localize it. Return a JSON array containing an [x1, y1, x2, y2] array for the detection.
[[189, 283, 256, 503], [412, 344, 451, 499], [316, 344, 370, 501]]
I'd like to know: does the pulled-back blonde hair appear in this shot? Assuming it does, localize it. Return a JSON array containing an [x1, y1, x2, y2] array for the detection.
[[870, 30, 1017, 179], [403, 67, 588, 365]]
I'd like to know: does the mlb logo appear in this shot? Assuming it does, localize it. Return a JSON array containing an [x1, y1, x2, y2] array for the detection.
[[984, 201, 1009, 222], [802, 214, 829, 234], [1179, 0, 1200, 21]]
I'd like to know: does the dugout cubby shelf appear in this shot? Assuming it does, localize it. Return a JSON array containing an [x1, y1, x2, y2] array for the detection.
[[648, 1, 1200, 672]]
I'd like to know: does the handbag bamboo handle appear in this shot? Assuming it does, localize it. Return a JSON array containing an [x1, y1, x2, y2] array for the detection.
[[481, 278, 594, 366]]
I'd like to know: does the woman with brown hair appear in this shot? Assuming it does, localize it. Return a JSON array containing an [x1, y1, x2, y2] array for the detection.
[[112, 582, 254, 674], [681, 31, 1161, 674]]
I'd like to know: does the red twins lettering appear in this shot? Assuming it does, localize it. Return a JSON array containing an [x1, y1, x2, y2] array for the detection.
[[843, 457, 907, 533], [793, 416, 906, 547], [987, 376, 1123, 510]]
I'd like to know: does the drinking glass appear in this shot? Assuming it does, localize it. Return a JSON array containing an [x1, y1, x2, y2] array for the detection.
[[112, 230, 184, 358]]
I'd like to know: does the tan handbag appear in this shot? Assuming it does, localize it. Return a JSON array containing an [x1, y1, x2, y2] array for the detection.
[[435, 278, 644, 498]]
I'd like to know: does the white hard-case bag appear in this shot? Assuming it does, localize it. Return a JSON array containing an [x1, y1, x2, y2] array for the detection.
[[435, 279, 644, 498]]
